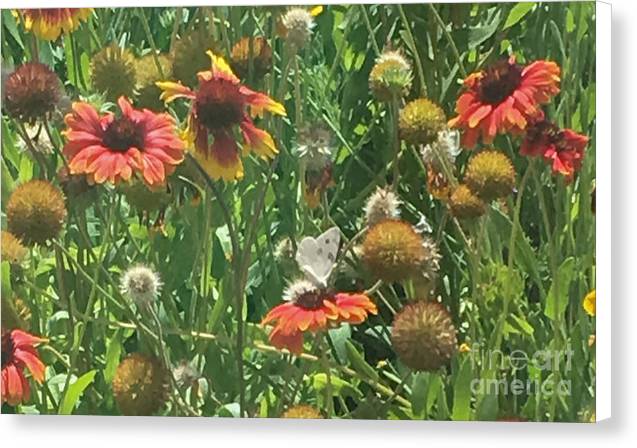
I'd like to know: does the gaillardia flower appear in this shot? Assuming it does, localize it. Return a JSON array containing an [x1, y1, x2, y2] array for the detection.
[[449, 56, 560, 148], [1, 329, 45, 406], [1, 231, 27, 265], [449, 184, 486, 219], [120, 264, 163, 307], [361, 219, 427, 282], [157, 51, 286, 181], [7, 180, 67, 246], [230, 36, 273, 80], [15, 9, 92, 41], [521, 119, 588, 180], [135, 54, 172, 112], [62, 96, 184, 185], [112, 353, 167, 416], [363, 187, 401, 227], [399, 98, 447, 146], [391, 301, 457, 371], [4, 62, 61, 124], [262, 280, 377, 354], [91, 44, 137, 102], [464, 150, 515, 201], [583, 289, 595, 317], [369, 50, 412, 102], [282, 405, 323, 419]]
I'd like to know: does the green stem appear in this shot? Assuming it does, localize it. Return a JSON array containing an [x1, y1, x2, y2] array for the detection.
[[397, 4, 427, 96], [137, 8, 166, 78], [428, 4, 467, 78]]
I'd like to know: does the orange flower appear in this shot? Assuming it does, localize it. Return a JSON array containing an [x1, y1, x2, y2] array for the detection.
[[449, 56, 560, 148], [521, 119, 588, 180], [1, 329, 46, 406], [262, 281, 377, 354], [157, 51, 286, 181], [62, 97, 184, 186], [16, 8, 92, 41]]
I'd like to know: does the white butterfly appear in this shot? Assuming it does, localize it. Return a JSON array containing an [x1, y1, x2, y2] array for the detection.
[[295, 227, 341, 288]]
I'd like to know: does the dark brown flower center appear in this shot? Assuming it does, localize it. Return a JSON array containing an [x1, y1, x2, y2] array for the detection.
[[1, 332, 13, 368], [103, 116, 145, 152], [477, 60, 523, 105], [295, 289, 332, 310], [526, 120, 571, 151], [195, 79, 245, 131]]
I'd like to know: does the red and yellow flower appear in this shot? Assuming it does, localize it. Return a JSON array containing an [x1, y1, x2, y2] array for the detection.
[[157, 51, 286, 181], [521, 119, 588, 180], [262, 280, 377, 354], [449, 56, 560, 148], [62, 96, 184, 186], [15, 9, 92, 41], [1, 329, 46, 406]]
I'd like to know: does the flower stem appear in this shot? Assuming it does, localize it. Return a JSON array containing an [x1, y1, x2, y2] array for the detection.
[[319, 335, 334, 418], [137, 8, 166, 79], [397, 4, 427, 96]]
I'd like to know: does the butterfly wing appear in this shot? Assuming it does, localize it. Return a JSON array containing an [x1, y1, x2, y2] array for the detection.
[[295, 227, 341, 287]]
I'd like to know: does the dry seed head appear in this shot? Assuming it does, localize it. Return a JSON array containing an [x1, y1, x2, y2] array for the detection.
[[296, 122, 334, 171], [363, 187, 401, 227], [120, 181, 172, 213], [369, 50, 412, 101], [7, 180, 67, 246], [120, 265, 163, 307], [112, 353, 168, 416], [361, 219, 426, 282], [282, 405, 323, 419], [399, 98, 446, 146], [91, 44, 137, 102], [1, 231, 27, 265], [4, 62, 61, 124], [449, 184, 486, 219], [391, 301, 457, 371], [281, 8, 315, 49], [464, 150, 515, 201], [134, 54, 172, 111], [421, 128, 462, 170], [171, 32, 218, 88]]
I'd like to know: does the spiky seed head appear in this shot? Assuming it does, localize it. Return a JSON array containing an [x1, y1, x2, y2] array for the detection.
[[120, 265, 162, 307], [230, 36, 273, 80], [4, 62, 61, 124], [134, 54, 172, 111], [1, 231, 27, 265], [112, 353, 168, 416], [171, 32, 219, 88], [281, 8, 315, 49], [391, 301, 457, 371], [282, 405, 323, 419], [361, 219, 427, 283], [91, 44, 136, 102], [464, 150, 516, 201], [7, 180, 67, 246], [399, 98, 446, 146], [421, 128, 462, 170], [369, 51, 412, 101], [363, 187, 401, 227], [173, 360, 200, 389], [414, 236, 442, 295], [295, 122, 334, 171], [449, 184, 486, 219]]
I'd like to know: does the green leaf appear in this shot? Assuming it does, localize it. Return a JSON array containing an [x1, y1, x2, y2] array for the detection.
[[60, 370, 97, 415], [451, 358, 474, 421], [312, 373, 363, 399], [410, 372, 428, 417], [468, 10, 501, 48], [345, 340, 379, 382], [503, 3, 535, 29], [544, 257, 576, 320], [103, 330, 122, 383]]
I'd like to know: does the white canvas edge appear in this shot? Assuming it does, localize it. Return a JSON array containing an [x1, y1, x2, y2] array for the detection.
[[595, 0, 611, 423]]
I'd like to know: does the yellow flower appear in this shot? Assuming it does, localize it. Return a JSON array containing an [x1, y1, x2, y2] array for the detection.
[[583, 289, 595, 317], [15, 9, 92, 41]]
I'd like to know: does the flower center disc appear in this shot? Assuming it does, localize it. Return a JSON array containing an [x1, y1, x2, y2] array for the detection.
[[103, 117, 145, 152], [195, 79, 245, 131], [478, 60, 523, 105], [295, 289, 330, 310], [1, 333, 13, 368]]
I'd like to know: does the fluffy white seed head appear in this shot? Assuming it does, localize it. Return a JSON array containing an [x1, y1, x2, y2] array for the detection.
[[421, 128, 461, 169], [120, 264, 162, 307], [282, 8, 315, 49], [283, 279, 319, 303], [363, 187, 402, 226]]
